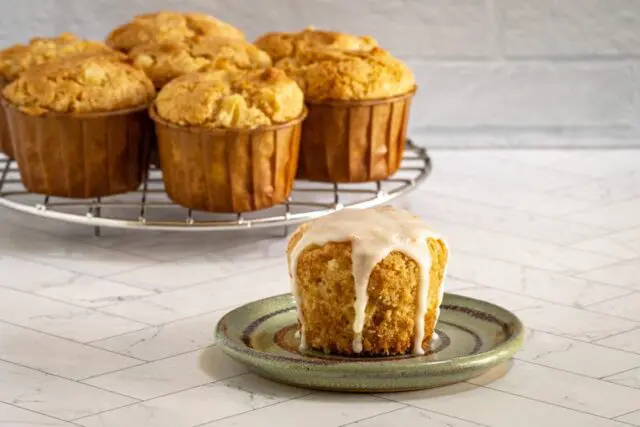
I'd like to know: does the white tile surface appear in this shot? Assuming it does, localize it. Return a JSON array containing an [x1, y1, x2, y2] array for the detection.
[[606, 367, 640, 389], [0, 256, 77, 293], [98, 264, 289, 325], [449, 251, 632, 307], [35, 275, 152, 308], [469, 360, 640, 417], [200, 393, 404, 427], [0, 288, 147, 342], [578, 258, 640, 289], [0, 360, 135, 421], [589, 292, 640, 322], [91, 310, 226, 361], [0, 402, 76, 427], [516, 329, 640, 378], [3, 149, 640, 426], [617, 410, 640, 426], [77, 374, 308, 427], [516, 304, 638, 341], [82, 347, 247, 400], [0, 321, 141, 380], [342, 406, 482, 426], [570, 227, 640, 260], [596, 327, 640, 354], [383, 382, 630, 427]]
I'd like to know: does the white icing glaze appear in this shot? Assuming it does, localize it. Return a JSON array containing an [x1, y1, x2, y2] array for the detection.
[[289, 206, 447, 355]]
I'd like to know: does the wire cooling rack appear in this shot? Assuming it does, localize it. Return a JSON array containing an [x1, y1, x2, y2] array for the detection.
[[0, 139, 431, 235]]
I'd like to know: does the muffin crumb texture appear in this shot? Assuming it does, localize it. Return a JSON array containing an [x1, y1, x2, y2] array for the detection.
[[288, 236, 448, 355], [155, 68, 304, 128], [277, 47, 415, 101], [0, 33, 120, 82], [255, 27, 378, 62], [3, 55, 156, 115], [106, 11, 245, 53], [130, 37, 272, 88], [287, 207, 448, 356]]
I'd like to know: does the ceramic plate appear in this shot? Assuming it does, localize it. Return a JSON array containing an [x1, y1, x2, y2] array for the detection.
[[215, 293, 524, 392]]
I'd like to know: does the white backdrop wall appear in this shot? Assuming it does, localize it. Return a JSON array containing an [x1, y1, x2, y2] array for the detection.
[[1, 0, 639, 148]]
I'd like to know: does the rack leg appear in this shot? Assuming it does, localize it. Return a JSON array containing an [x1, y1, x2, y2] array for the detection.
[[93, 199, 101, 237]]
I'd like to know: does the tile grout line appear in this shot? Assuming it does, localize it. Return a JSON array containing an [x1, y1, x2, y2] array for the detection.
[[77, 345, 218, 382], [0, 358, 143, 402], [0, 285, 155, 328], [190, 391, 317, 427], [96, 258, 284, 295], [615, 407, 640, 422], [0, 400, 84, 426], [71, 372, 279, 423], [375, 395, 493, 427], [93, 259, 284, 310], [511, 358, 640, 390], [0, 318, 148, 362], [448, 275, 640, 324], [336, 405, 410, 427], [86, 305, 238, 345], [595, 325, 640, 343], [599, 364, 640, 381]]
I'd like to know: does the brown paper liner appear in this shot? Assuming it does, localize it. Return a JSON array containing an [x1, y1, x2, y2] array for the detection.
[[0, 78, 13, 159], [2, 98, 151, 198], [150, 106, 306, 213], [298, 88, 416, 183]]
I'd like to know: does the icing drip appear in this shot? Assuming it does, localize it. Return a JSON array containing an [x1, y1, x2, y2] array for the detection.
[[289, 206, 446, 355]]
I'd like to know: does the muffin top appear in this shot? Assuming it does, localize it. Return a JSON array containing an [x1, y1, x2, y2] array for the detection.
[[130, 37, 272, 88], [0, 33, 120, 82], [276, 47, 415, 101], [106, 11, 245, 53], [155, 68, 304, 129], [255, 27, 378, 62], [3, 54, 156, 115]]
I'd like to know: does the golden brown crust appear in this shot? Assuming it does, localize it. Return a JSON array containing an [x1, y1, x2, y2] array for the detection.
[[129, 37, 272, 88], [288, 225, 448, 356], [106, 11, 245, 53], [276, 47, 415, 101], [0, 33, 122, 82], [2, 55, 156, 115], [255, 27, 378, 62], [155, 67, 304, 129]]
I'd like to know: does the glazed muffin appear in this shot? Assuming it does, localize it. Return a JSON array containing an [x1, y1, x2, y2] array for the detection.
[[287, 206, 449, 356], [130, 36, 272, 88], [276, 47, 416, 182], [0, 33, 120, 158], [255, 27, 378, 62], [150, 67, 305, 212], [2, 54, 155, 197], [106, 11, 244, 53]]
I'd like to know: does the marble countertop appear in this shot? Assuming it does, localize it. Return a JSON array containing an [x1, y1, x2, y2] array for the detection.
[[1, 149, 640, 427]]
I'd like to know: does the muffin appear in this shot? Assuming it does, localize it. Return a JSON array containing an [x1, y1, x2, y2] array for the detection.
[[2, 54, 155, 198], [130, 36, 272, 88], [277, 47, 416, 183], [255, 27, 378, 62], [106, 11, 245, 53], [287, 206, 448, 356], [150, 67, 306, 212], [0, 33, 120, 159]]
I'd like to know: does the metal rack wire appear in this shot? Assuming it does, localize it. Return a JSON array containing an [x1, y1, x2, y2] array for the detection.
[[0, 139, 431, 235]]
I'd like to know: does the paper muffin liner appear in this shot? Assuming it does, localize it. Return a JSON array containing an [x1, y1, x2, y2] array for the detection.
[[298, 88, 416, 183], [150, 106, 306, 213], [0, 78, 13, 159], [2, 98, 151, 198]]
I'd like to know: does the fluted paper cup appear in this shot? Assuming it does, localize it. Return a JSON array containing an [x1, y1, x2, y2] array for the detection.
[[2, 97, 151, 198], [0, 78, 13, 159], [150, 106, 306, 213], [298, 88, 416, 183]]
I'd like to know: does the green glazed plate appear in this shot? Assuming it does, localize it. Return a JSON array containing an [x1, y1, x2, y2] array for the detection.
[[215, 293, 524, 392]]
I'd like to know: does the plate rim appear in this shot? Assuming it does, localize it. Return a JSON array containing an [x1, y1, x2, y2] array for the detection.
[[215, 292, 525, 375]]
